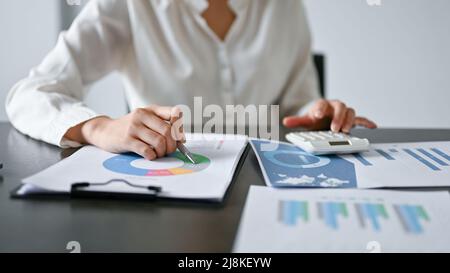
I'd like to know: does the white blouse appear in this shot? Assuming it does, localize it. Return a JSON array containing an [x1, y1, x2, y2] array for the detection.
[[6, 0, 320, 147]]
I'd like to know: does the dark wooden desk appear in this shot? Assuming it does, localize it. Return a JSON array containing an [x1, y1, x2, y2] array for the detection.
[[1, 122, 449, 252]]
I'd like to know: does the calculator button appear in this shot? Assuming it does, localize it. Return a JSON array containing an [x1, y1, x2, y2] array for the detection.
[[318, 131, 332, 138], [299, 133, 315, 140], [292, 134, 306, 141], [327, 131, 337, 137], [309, 132, 326, 140]]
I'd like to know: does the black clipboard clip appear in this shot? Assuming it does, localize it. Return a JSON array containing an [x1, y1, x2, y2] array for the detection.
[[71, 179, 163, 201]]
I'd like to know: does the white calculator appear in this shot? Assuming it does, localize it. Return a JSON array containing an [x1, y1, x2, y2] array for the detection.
[[286, 131, 370, 155]]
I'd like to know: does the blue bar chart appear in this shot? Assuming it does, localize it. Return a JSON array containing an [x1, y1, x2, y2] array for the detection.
[[236, 187, 450, 253], [417, 148, 448, 166], [393, 205, 430, 234], [430, 148, 450, 162], [317, 202, 348, 230], [354, 203, 388, 231], [353, 153, 373, 166], [278, 200, 431, 235], [403, 149, 441, 171], [375, 149, 395, 160], [352, 146, 450, 172], [278, 200, 309, 226]]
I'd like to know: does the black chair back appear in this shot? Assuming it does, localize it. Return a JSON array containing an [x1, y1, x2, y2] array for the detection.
[[313, 54, 326, 98]]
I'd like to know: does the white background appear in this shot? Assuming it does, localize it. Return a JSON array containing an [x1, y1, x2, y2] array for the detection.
[[1, 0, 449, 128]]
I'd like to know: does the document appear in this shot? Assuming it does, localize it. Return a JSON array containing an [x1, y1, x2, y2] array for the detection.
[[250, 139, 450, 188], [234, 186, 450, 252], [19, 134, 248, 201]]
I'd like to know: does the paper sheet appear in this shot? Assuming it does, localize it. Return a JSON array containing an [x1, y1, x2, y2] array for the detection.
[[250, 139, 450, 188], [234, 186, 450, 252], [22, 134, 248, 201]]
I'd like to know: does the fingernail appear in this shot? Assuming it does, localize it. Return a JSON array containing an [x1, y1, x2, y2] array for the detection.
[[315, 111, 323, 118]]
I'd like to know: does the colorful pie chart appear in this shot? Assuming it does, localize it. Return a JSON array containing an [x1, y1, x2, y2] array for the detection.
[[103, 151, 210, 177]]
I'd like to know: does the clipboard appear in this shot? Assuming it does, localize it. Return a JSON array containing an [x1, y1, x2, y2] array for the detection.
[[10, 179, 162, 201], [71, 179, 162, 201], [10, 144, 250, 201]]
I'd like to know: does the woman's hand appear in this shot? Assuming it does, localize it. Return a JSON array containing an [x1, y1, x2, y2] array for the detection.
[[283, 99, 377, 133], [65, 105, 185, 160]]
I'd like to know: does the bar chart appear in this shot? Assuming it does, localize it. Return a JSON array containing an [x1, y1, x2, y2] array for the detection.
[[317, 202, 348, 230], [352, 146, 450, 172], [236, 187, 450, 252], [278, 199, 431, 235], [278, 200, 309, 226], [393, 205, 430, 234], [354, 203, 388, 231]]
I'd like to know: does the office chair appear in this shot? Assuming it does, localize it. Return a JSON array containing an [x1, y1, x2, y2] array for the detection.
[[313, 54, 326, 98]]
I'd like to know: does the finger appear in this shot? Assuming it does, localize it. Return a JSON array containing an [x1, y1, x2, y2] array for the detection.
[[342, 108, 356, 133], [330, 101, 347, 132], [140, 113, 177, 154], [171, 117, 186, 143], [147, 105, 176, 121], [135, 127, 167, 158], [170, 106, 183, 123], [309, 99, 331, 119], [128, 138, 157, 160], [170, 107, 186, 142], [354, 117, 378, 129], [283, 115, 315, 128]]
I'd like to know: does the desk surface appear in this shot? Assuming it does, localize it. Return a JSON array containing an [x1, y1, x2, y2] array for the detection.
[[1, 122, 450, 252]]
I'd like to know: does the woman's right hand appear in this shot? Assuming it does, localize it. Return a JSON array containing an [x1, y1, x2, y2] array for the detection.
[[64, 105, 185, 160]]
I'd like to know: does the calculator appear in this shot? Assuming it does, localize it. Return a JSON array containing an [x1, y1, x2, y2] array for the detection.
[[286, 131, 370, 155]]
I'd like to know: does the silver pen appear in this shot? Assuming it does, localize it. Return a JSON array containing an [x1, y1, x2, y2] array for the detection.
[[169, 110, 196, 164], [177, 142, 197, 164]]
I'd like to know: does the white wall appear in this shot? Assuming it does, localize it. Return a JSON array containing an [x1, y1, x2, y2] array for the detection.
[[1, 0, 449, 128], [304, 0, 450, 128], [0, 0, 126, 121], [0, 0, 59, 121], [60, 0, 127, 118]]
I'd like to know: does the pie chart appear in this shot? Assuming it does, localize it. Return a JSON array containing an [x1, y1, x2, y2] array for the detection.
[[103, 151, 210, 177], [263, 150, 331, 169]]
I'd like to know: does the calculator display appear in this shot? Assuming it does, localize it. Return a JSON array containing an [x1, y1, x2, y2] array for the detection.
[[329, 141, 350, 146]]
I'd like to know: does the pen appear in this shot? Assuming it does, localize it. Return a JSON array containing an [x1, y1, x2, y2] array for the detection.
[[177, 143, 197, 165], [169, 110, 197, 165]]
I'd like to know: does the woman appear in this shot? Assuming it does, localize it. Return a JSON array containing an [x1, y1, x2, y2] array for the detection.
[[6, 0, 376, 160]]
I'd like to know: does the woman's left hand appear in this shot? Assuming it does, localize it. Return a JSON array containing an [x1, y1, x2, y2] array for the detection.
[[283, 99, 377, 133]]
